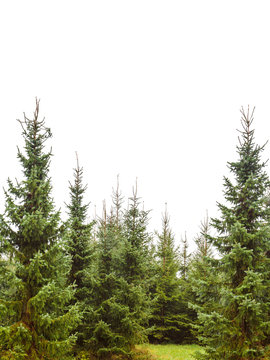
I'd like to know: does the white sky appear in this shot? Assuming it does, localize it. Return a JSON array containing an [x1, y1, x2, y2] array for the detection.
[[1, 1, 270, 251]]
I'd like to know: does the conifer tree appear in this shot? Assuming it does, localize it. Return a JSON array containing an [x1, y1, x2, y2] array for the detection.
[[121, 183, 153, 285], [190, 213, 215, 313], [65, 154, 94, 348], [85, 180, 155, 359], [195, 107, 270, 359], [0, 100, 80, 360], [86, 199, 142, 358], [150, 205, 184, 343], [86, 203, 122, 358], [177, 233, 197, 343], [179, 233, 190, 280], [189, 213, 218, 343], [119, 183, 155, 343], [193, 212, 212, 261]]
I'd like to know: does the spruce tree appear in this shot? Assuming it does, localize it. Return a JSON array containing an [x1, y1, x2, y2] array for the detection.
[[65, 154, 94, 348], [0, 100, 80, 360], [179, 233, 190, 280], [190, 213, 215, 312], [149, 206, 185, 343], [189, 213, 218, 342], [195, 107, 270, 359], [86, 200, 140, 359], [119, 184, 155, 344], [177, 233, 197, 344], [193, 212, 212, 260], [121, 183, 153, 285], [85, 180, 154, 358]]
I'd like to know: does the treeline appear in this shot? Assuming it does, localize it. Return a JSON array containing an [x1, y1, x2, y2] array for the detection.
[[1, 102, 270, 360]]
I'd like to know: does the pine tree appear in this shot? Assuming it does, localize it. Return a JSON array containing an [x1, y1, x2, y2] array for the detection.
[[65, 154, 94, 348], [195, 107, 270, 359], [0, 100, 80, 360], [150, 205, 185, 343]]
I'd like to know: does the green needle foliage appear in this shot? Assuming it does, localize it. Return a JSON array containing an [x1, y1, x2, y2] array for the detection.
[[190, 214, 216, 313], [122, 184, 153, 287], [86, 204, 125, 359], [86, 181, 154, 359], [178, 233, 197, 344], [65, 154, 94, 348], [0, 100, 80, 360], [195, 107, 270, 359], [150, 206, 184, 344], [86, 202, 137, 359], [189, 214, 218, 342]]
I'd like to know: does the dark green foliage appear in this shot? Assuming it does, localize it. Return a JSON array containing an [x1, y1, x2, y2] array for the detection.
[[85, 183, 154, 359], [86, 205, 127, 358], [190, 213, 216, 312], [177, 233, 197, 344], [194, 108, 270, 359], [85, 204, 137, 359], [149, 207, 184, 343], [189, 213, 218, 340], [179, 233, 190, 281], [121, 186, 155, 327], [65, 155, 94, 348], [0, 101, 80, 360], [121, 186, 153, 285]]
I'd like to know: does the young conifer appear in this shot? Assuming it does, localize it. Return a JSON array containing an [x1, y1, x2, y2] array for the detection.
[[150, 205, 184, 343], [195, 108, 270, 359], [119, 183, 155, 344], [179, 233, 190, 280], [177, 233, 197, 343], [65, 154, 94, 348], [86, 180, 153, 358], [189, 213, 218, 341], [121, 182, 153, 285], [86, 200, 138, 359], [190, 213, 216, 312], [0, 100, 80, 360]]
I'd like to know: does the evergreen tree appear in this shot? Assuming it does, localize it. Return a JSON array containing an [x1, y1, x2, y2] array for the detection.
[[190, 213, 215, 312], [179, 233, 190, 280], [177, 233, 197, 343], [189, 213, 218, 341], [119, 184, 155, 344], [193, 213, 213, 260], [195, 107, 270, 359], [86, 197, 147, 359], [121, 183, 153, 285], [0, 100, 80, 360], [84, 179, 150, 359], [65, 154, 94, 348], [149, 205, 185, 343]]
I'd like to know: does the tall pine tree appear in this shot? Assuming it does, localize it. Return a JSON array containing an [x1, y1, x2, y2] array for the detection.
[[195, 107, 270, 359], [0, 100, 80, 360]]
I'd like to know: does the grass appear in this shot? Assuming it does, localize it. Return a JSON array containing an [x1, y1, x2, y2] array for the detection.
[[75, 344, 204, 359], [136, 344, 203, 360]]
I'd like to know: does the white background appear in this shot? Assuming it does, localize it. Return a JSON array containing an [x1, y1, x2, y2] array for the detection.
[[1, 1, 270, 250]]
